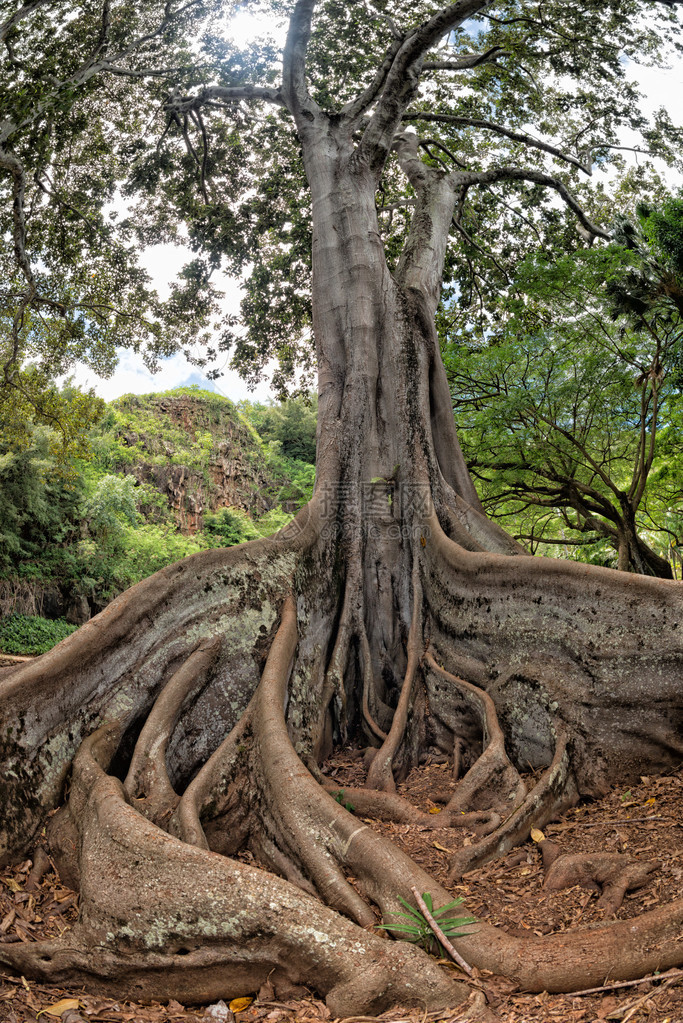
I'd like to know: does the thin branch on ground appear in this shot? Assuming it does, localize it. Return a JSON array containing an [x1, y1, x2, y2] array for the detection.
[[410, 886, 473, 975]]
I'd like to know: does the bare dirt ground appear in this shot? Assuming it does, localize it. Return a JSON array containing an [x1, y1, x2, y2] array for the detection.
[[2, 755, 681, 1023]]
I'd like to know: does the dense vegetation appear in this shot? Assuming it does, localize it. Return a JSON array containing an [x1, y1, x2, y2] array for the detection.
[[0, 386, 316, 651], [446, 195, 683, 577]]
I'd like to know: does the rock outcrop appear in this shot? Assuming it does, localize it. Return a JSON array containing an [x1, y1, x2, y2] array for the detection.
[[111, 393, 280, 533]]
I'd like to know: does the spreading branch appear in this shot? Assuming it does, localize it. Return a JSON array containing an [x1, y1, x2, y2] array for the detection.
[[403, 111, 593, 174], [393, 132, 460, 308], [360, 0, 493, 172], [282, 0, 319, 121], [423, 44, 506, 71], [0, 0, 55, 45], [452, 165, 609, 239]]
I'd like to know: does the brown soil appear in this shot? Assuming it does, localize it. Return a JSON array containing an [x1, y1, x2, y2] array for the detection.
[[2, 758, 682, 1023]]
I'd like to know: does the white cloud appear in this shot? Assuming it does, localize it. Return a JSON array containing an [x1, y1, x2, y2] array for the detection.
[[70, 349, 275, 403]]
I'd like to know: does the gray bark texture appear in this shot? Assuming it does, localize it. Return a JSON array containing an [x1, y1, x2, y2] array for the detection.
[[1, 0, 682, 1016]]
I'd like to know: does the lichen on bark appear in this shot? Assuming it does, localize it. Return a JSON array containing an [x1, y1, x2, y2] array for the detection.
[[1, 0, 683, 1017]]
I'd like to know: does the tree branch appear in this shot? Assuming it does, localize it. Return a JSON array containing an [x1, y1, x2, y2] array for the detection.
[[0, 0, 55, 45], [167, 84, 285, 112], [423, 45, 506, 71], [282, 0, 318, 121], [452, 165, 609, 239], [393, 132, 460, 310], [402, 111, 592, 174], [343, 34, 404, 122], [360, 0, 493, 173]]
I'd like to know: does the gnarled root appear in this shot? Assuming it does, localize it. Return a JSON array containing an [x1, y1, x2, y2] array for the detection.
[[0, 535, 306, 867], [365, 564, 423, 793], [424, 650, 527, 814], [123, 636, 222, 825], [3, 507, 683, 1011], [539, 838, 660, 916], [321, 779, 499, 834], [448, 723, 578, 879], [0, 721, 465, 1016]]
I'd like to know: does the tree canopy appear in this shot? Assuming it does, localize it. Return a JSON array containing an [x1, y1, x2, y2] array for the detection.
[[446, 203, 683, 576], [3, 2, 683, 1017], [2, 0, 682, 400]]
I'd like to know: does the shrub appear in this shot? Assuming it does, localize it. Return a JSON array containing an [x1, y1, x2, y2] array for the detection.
[[0, 613, 78, 655]]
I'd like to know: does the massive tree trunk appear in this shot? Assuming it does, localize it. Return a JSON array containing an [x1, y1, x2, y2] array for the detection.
[[616, 506, 674, 579], [1, 2, 683, 1018]]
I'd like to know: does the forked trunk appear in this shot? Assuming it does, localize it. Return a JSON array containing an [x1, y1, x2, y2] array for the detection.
[[1, 85, 683, 1023], [286, 127, 521, 770]]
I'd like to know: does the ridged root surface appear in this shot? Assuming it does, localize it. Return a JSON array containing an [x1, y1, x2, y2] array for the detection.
[[1, 502, 683, 1016]]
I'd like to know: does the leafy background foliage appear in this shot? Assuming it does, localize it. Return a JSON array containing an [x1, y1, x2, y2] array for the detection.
[[0, 386, 317, 652]]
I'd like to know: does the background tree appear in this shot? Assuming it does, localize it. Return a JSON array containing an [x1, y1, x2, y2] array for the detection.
[[2, 2, 683, 1017], [240, 394, 318, 464], [447, 234, 683, 577]]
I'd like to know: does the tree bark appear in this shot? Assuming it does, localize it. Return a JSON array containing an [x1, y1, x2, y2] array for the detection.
[[1, 10, 683, 1016]]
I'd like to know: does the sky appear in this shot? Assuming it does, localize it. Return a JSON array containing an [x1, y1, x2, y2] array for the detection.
[[71, 9, 283, 405], [69, 7, 683, 406]]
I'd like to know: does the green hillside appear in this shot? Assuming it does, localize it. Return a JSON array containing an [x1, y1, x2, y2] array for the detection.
[[0, 387, 316, 652]]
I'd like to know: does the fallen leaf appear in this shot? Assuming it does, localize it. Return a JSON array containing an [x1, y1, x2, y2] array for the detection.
[[0, 909, 15, 933], [229, 997, 253, 1013], [433, 841, 450, 852], [530, 828, 545, 843], [37, 998, 81, 1018]]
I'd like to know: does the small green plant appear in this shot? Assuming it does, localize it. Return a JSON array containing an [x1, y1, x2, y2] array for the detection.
[[377, 893, 476, 956], [332, 789, 355, 812], [0, 614, 78, 655]]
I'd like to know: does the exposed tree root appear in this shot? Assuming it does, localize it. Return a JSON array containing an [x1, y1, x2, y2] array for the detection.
[[447, 723, 578, 879], [123, 636, 222, 825], [2, 500, 683, 1012], [539, 838, 660, 916], [321, 778, 500, 834], [365, 565, 422, 793], [424, 651, 528, 814], [0, 725, 465, 1016], [169, 699, 255, 853], [0, 535, 306, 865]]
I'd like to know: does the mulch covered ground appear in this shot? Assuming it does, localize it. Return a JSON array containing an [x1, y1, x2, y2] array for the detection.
[[1, 754, 682, 1023]]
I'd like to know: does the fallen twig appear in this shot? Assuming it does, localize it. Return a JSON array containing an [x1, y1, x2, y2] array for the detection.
[[548, 814, 667, 831], [618, 975, 680, 1021], [569, 966, 683, 996], [410, 886, 473, 976]]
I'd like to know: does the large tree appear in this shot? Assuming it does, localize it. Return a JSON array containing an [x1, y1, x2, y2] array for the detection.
[[446, 241, 683, 578], [2, 1, 683, 1016]]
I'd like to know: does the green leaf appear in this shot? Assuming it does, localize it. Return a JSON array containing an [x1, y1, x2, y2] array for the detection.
[[376, 923, 421, 935], [396, 896, 425, 922], [440, 917, 477, 933], [432, 898, 466, 917]]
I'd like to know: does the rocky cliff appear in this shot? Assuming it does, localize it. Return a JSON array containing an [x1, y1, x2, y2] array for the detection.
[[110, 391, 280, 533]]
